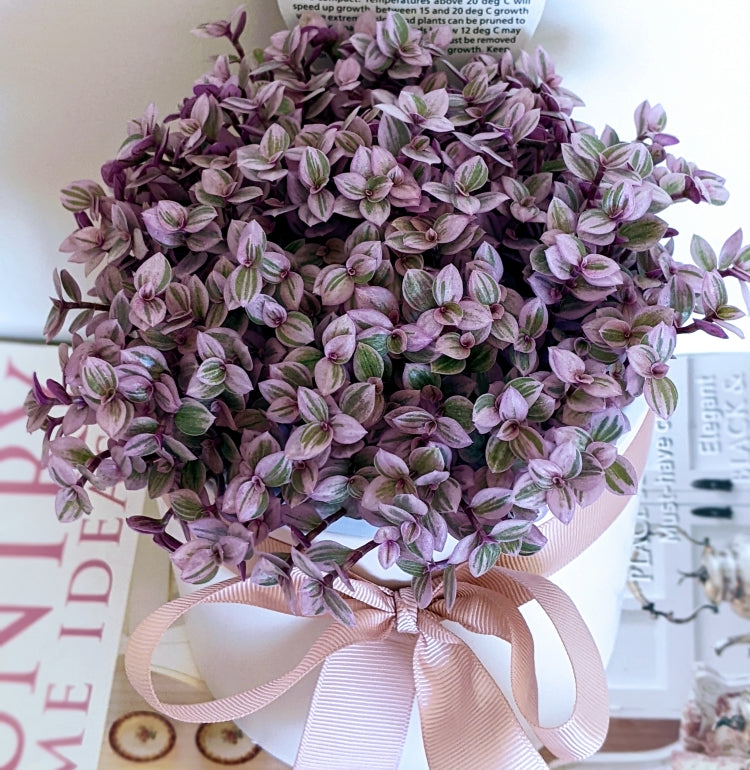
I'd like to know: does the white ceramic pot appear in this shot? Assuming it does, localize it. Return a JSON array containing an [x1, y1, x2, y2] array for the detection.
[[170, 400, 650, 768]]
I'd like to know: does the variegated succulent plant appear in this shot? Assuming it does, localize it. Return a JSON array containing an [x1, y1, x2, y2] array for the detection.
[[27, 8, 750, 624]]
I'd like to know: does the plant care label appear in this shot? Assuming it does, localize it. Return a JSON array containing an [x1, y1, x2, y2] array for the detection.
[[277, 0, 546, 60], [0, 341, 141, 770]]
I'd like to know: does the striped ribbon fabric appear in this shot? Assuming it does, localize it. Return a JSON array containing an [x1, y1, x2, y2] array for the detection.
[[125, 412, 654, 769]]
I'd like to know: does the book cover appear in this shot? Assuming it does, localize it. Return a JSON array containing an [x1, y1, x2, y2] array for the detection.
[[0, 341, 140, 770]]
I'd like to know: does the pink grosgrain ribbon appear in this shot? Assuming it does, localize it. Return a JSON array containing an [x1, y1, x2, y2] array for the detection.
[[125, 412, 654, 769], [126, 566, 606, 770]]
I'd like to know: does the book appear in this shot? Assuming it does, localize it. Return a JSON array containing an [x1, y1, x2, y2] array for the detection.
[[0, 341, 140, 770]]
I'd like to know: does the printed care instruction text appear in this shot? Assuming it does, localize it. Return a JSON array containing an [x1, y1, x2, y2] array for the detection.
[[278, 0, 546, 59]]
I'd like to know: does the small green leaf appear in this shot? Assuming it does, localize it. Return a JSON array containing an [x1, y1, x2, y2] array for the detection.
[[181, 461, 207, 493], [471, 488, 513, 518], [604, 455, 639, 496], [390, 11, 410, 46], [302, 148, 330, 188], [297, 386, 329, 423], [411, 571, 433, 609], [486, 434, 515, 473], [60, 180, 105, 212], [353, 343, 384, 381], [629, 144, 653, 178], [442, 565, 457, 611], [430, 355, 466, 376], [468, 270, 500, 305], [339, 382, 376, 423], [402, 363, 440, 390], [467, 344, 497, 374], [510, 426, 544, 460], [456, 156, 488, 194], [230, 266, 261, 306], [571, 133, 605, 161], [170, 489, 204, 521], [175, 400, 216, 436], [402, 269, 437, 312], [590, 412, 625, 444], [276, 312, 315, 347], [561, 144, 598, 181], [255, 451, 293, 487], [82, 358, 117, 398], [546, 197, 576, 233], [307, 540, 353, 567], [51, 437, 95, 466], [690, 235, 717, 271], [618, 215, 668, 251], [469, 542, 500, 578], [644, 376, 678, 420]]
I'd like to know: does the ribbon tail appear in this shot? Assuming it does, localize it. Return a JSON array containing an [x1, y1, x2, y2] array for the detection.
[[295, 634, 417, 770], [413, 630, 548, 770], [501, 570, 610, 761]]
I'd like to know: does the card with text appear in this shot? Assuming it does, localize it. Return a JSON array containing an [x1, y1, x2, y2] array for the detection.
[[0, 341, 140, 770]]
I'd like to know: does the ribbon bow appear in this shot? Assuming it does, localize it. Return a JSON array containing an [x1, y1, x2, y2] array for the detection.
[[125, 563, 606, 769], [125, 412, 655, 769]]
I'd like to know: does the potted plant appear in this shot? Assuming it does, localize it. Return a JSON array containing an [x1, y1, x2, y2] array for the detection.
[[26, 7, 750, 768]]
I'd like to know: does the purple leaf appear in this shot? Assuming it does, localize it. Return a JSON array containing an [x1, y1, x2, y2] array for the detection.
[[96, 398, 130, 438], [236, 220, 267, 267], [377, 539, 401, 570], [339, 382, 376, 423], [518, 297, 548, 337], [309, 475, 350, 504], [551, 443, 583, 479], [223, 364, 253, 395], [433, 264, 463, 306], [314, 358, 346, 396], [434, 214, 470, 244], [386, 407, 434, 435], [55, 485, 93, 523], [627, 345, 657, 378], [546, 484, 577, 523], [196, 331, 226, 360], [170, 489, 204, 521], [235, 479, 269, 522], [324, 332, 356, 363], [285, 423, 332, 461], [373, 449, 410, 479], [330, 413, 367, 445], [297, 387, 329, 423], [172, 541, 219, 584], [434, 416, 472, 448], [314, 265, 355, 306], [470, 487, 514, 519], [81, 357, 117, 399], [122, 433, 160, 457], [455, 156, 488, 194], [548, 347, 585, 384]]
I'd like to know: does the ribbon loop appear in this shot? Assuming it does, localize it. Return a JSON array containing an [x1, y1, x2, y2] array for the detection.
[[393, 587, 419, 635], [126, 566, 608, 769]]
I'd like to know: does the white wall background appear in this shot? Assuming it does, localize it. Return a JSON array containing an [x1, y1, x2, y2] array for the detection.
[[1, 0, 749, 350]]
